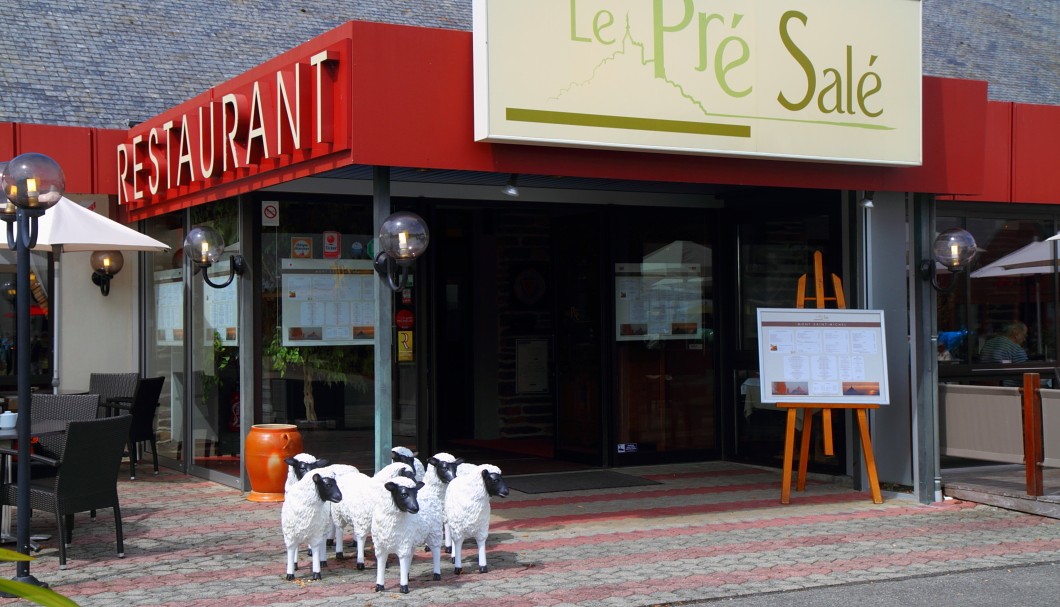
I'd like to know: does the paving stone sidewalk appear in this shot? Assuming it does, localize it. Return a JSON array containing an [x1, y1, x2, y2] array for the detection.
[[2, 462, 1059, 607]]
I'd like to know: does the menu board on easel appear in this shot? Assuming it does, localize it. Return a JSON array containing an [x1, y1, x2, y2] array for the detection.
[[280, 258, 375, 346], [756, 308, 890, 406]]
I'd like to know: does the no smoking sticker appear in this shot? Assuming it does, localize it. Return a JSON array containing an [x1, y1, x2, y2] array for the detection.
[[262, 201, 279, 227]]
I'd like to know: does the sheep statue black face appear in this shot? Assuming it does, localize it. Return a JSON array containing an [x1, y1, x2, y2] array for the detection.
[[315, 474, 343, 504], [385, 479, 423, 514], [391, 449, 415, 467], [284, 455, 331, 481], [428, 455, 464, 484], [391, 446, 426, 482], [482, 468, 509, 498]]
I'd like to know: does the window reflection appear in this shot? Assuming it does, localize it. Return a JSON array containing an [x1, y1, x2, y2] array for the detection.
[[937, 216, 1055, 365], [0, 249, 53, 391]]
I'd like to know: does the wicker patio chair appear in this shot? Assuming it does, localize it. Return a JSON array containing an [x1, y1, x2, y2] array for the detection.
[[0, 414, 133, 568], [29, 393, 103, 460], [88, 372, 140, 417], [110, 376, 165, 479]]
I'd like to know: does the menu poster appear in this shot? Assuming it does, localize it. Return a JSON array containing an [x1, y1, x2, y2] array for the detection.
[[615, 263, 703, 342], [281, 258, 376, 346], [756, 308, 890, 405], [154, 269, 184, 347], [205, 263, 238, 346]]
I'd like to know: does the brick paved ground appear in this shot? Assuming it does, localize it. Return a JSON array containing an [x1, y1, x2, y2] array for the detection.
[[1, 461, 1058, 607]]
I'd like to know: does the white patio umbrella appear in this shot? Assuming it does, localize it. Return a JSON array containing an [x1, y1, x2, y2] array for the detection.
[[969, 237, 1060, 358], [969, 239, 1060, 278], [27, 196, 171, 253], [13, 196, 170, 390]]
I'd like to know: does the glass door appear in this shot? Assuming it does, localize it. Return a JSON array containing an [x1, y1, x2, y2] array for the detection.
[[554, 209, 605, 464], [187, 203, 242, 485], [726, 192, 846, 473], [613, 208, 715, 464], [144, 212, 187, 474]]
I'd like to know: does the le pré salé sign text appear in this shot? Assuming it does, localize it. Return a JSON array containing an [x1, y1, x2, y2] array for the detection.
[[474, 0, 922, 165]]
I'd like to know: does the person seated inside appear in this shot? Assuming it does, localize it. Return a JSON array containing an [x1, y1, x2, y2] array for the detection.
[[979, 321, 1028, 386]]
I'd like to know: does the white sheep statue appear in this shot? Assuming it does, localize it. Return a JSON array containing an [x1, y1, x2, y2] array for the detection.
[[444, 463, 508, 574], [331, 461, 416, 569], [444, 461, 479, 552], [281, 472, 343, 581], [372, 476, 425, 594], [391, 446, 426, 482], [311, 463, 359, 563], [411, 453, 463, 577], [284, 453, 338, 567]]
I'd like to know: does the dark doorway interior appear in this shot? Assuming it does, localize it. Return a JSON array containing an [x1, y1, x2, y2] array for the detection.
[[430, 205, 603, 474]]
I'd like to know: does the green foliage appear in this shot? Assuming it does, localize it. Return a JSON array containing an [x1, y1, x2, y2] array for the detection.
[[0, 548, 80, 606], [264, 330, 304, 377], [201, 330, 235, 399], [264, 330, 371, 384]]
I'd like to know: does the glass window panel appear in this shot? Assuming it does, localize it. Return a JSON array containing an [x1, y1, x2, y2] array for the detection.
[[613, 208, 715, 456], [144, 212, 186, 466], [188, 202, 242, 477], [260, 197, 377, 471], [0, 248, 53, 392], [937, 215, 1055, 369]]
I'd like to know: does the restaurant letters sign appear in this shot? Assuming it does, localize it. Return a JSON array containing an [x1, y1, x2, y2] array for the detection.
[[474, 0, 923, 165], [117, 41, 350, 207]]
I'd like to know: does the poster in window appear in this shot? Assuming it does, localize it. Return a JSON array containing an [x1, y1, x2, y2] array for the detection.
[[615, 263, 703, 341], [280, 258, 375, 346]]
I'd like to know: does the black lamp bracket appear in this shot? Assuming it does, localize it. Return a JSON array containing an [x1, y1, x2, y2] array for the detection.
[[92, 270, 113, 296], [919, 259, 963, 294], [200, 255, 246, 289], [374, 252, 411, 292]]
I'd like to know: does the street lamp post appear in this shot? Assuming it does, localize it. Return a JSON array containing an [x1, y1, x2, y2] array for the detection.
[[0, 153, 65, 587]]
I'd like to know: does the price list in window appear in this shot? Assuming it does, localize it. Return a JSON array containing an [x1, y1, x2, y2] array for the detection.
[[280, 259, 376, 346]]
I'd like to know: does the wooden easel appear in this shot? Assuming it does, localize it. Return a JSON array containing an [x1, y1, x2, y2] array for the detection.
[[779, 251, 882, 504]]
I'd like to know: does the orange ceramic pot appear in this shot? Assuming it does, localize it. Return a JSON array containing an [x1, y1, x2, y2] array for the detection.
[[245, 423, 303, 502]]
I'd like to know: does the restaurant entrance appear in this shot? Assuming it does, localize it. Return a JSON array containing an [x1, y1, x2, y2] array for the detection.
[[428, 202, 717, 472]]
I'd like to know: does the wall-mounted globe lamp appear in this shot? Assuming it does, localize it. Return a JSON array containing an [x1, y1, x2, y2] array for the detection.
[[0, 152, 65, 589], [919, 227, 978, 293], [90, 250, 125, 296], [374, 211, 429, 291], [183, 225, 245, 289]]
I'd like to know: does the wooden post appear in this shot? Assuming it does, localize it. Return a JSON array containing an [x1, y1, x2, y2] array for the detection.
[[1022, 372, 1043, 497]]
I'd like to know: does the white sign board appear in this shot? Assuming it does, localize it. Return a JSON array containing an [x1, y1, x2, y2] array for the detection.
[[280, 258, 375, 346], [756, 308, 889, 405], [474, 0, 922, 165], [615, 262, 703, 341], [204, 264, 239, 346], [154, 269, 184, 346]]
